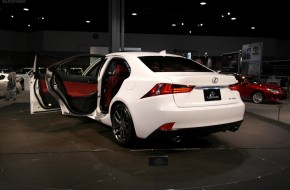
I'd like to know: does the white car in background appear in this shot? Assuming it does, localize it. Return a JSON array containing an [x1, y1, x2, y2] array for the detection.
[[30, 51, 245, 147], [16, 67, 46, 90], [15, 67, 33, 90], [0, 73, 22, 97]]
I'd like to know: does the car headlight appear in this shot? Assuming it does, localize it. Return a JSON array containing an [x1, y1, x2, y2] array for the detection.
[[266, 88, 279, 93]]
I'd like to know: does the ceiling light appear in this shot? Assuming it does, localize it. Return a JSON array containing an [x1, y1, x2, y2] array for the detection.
[[132, 12, 137, 16], [86, 20, 91, 23], [231, 17, 236, 20], [200, 2, 206, 5], [23, 8, 29, 11], [172, 23, 176, 27], [11, 15, 14, 18], [251, 26, 256, 30], [227, 12, 230, 15]]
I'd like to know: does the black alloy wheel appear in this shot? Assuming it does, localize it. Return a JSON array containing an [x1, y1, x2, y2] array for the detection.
[[112, 103, 136, 146]]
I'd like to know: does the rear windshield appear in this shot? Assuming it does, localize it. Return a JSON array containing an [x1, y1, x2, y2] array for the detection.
[[139, 56, 212, 72]]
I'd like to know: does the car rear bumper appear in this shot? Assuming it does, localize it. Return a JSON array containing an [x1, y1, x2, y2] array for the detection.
[[148, 120, 244, 140], [130, 98, 245, 139]]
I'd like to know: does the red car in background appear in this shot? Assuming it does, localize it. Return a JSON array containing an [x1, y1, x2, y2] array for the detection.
[[231, 74, 288, 104]]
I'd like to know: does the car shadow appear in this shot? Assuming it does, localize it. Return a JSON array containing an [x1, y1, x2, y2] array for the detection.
[[243, 99, 285, 105], [130, 136, 213, 150]]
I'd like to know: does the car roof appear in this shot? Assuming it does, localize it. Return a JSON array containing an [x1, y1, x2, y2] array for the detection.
[[17, 67, 32, 69], [107, 50, 181, 58], [0, 68, 12, 73]]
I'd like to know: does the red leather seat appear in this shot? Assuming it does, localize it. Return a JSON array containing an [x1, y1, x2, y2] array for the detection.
[[104, 64, 129, 106]]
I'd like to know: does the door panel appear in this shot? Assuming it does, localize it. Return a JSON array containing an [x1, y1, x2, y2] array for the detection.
[[63, 81, 97, 98], [30, 53, 62, 114], [48, 55, 105, 115]]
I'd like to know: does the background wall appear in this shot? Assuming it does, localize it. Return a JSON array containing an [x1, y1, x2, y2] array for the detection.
[[0, 29, 290, 69], [0, 30, 27, 51]]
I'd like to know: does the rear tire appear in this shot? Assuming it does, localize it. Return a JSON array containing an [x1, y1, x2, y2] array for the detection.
[[252, 92, 264, 104], [111, 103, 136, 147]]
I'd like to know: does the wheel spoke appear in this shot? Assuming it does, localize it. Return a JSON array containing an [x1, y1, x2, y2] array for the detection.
[[111, 104, 135, 146], [253, 92, 263, 103]]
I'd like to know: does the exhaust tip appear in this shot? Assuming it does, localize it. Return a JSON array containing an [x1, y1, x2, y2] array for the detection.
[[171, 136, 182, 143]]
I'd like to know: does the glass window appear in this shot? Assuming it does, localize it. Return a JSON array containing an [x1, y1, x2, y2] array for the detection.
[[139, 56, 212, 72]]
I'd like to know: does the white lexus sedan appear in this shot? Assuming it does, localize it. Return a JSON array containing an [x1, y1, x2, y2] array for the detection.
[[30, 51, 245, 147]]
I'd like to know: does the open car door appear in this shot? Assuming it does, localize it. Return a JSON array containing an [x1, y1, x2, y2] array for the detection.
[[32, 54, 106, 116], [30, 53, 62, 113]]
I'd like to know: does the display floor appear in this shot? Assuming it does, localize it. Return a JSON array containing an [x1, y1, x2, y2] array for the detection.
[[0, 91, 290, 190]]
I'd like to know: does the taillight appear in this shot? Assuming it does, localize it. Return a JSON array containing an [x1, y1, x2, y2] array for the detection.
[[142, 83, 195, 98], [229, 83, 239, 91], [159, 122, 175, 131]]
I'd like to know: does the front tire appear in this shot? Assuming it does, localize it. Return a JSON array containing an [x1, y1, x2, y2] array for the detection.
[[111, 103, 136, 147], [252, 92, 264, 104]]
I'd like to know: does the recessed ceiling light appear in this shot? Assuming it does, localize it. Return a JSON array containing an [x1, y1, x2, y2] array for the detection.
[[231, 17, 236, 20], [251, 26, 256, 30], [200, 2, 206, 5], [23, 8, 29, 11], [132, 12, 137, 16], [172, 23, 176, 27], [86, 20, 91, 23]]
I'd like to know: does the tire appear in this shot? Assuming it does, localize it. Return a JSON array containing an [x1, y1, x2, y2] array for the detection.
[[252, 92, 264, 104], [111, 103, 136, 147]]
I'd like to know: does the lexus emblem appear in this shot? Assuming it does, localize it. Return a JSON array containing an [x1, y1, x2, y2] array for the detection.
[[212, 77, 218, 84]]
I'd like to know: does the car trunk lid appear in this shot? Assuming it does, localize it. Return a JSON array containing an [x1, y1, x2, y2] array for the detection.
[[159, 72, 239, 107]]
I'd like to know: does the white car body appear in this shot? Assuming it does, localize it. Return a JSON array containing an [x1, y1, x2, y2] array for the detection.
[[30, 51, 245, 146]]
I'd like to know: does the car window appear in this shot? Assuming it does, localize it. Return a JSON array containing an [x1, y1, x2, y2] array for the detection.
[[55, 55, 105, 76], [56, 57, 89, 75], [16, 68, 32, 75], [0, 74, 5, 80], [36, 54, 60, 71], [84, 57, 106, 77], [0, 68, 12, 73], [139, 56, 212, 72], [234, 75, 244, 83], [246, 77, 261, 84]]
